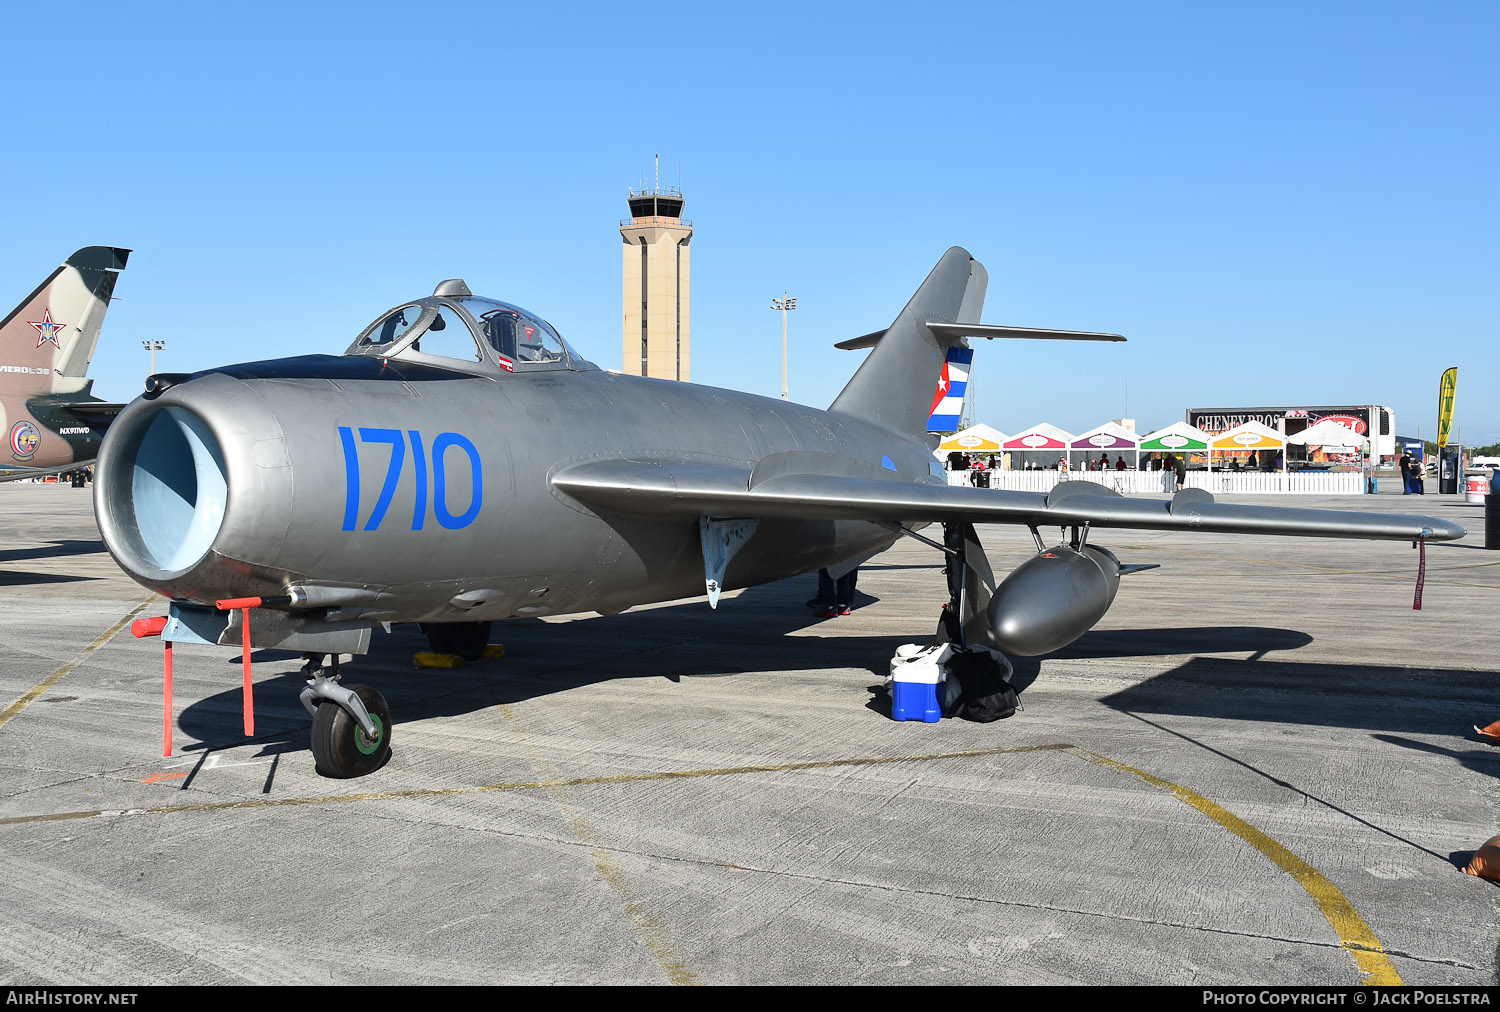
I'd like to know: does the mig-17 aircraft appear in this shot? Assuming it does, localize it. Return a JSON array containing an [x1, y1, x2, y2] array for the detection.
[[1, 246, 130, 480], [93, 247, 1462, 777]]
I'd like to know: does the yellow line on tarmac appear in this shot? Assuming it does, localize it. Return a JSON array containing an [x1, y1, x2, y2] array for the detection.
[[0, 597, 156, 733], [1065, 746, 1402, 986]]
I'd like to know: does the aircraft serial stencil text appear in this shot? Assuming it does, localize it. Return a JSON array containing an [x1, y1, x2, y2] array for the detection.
[[338, 426, 483, 532]]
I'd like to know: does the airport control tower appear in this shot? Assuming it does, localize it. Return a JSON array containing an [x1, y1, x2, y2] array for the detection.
[[620, 162, 692, 380]]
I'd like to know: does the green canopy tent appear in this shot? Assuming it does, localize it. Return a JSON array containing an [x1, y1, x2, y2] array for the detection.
[[1138, 421, 1212, 473]]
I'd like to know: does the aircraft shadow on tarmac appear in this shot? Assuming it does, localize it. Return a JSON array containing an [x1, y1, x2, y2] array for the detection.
[[0, 540, 106, 585], [1100, 655, 1500, 745], [0, 539, 105, 564], [0, 569, 97, 586], [171, 574, 1495, 766], [175, 575, 914, 748], [191, 582, 1300, 755], [1370, 733, 1500, 785]]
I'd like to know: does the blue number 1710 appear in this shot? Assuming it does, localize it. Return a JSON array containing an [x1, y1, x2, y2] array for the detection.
[[339, 426, 483, 531]]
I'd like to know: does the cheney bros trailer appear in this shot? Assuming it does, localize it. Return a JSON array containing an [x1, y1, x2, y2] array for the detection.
[[1187, 405, 1396, 465]]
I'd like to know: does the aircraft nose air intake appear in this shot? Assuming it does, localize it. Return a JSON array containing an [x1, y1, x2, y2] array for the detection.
[[99, 404, 228, 579]]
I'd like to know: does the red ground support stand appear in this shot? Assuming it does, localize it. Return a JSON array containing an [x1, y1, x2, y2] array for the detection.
[[131, 616, 171, 756], [216, 598, 261, 737]]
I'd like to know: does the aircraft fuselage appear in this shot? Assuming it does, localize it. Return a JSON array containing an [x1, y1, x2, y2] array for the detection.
[[95, 355, 926, 622]]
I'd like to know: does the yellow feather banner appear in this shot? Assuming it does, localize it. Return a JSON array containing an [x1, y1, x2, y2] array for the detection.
[[1437, 367, 1457, 448]]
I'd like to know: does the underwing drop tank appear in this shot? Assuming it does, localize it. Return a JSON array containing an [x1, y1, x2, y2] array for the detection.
[[985, 544, 1122, 656]]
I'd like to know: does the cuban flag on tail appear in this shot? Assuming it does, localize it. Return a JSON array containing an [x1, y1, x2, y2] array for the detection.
[[927, 345, 973, 432]]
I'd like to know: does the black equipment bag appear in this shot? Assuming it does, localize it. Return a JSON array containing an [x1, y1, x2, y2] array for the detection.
[[940, 648, 1019, 722]]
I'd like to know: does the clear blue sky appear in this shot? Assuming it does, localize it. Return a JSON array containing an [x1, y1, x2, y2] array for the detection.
[[3, 2, 1495, 444]]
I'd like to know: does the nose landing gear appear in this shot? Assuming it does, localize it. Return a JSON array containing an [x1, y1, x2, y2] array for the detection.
[[299, 654, 392, 778]]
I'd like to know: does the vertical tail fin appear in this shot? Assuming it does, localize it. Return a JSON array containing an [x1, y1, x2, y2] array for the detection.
[[829, 246, 985, 436], [0, 246, 130, 397]]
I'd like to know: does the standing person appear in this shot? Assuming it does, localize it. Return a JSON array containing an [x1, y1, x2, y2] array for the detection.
[[1098, 452, 1111, 471], [807, 567, 857, 615], [970, 454, 987, 488], [1166, 453, 1186, 491], [807, 568, 835, 611], [1115, 456, 1127, 470], [811, 567, 858, 618], [1399, 452, 1412, 494]]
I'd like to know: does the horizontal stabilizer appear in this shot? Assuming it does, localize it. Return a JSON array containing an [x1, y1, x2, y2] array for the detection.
[[57, 401, 127, 422], [834, 329, 887, 351], [927, 323, 1125, 344], [836, 323, 1125, 350]]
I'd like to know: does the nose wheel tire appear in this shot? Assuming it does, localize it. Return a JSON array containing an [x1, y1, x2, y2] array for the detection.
[[311, 684, 392, 778], [424, 620, 493, 661]]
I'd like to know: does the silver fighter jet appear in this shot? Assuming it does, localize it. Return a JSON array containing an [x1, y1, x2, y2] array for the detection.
[[93, 248, 1463, 777]]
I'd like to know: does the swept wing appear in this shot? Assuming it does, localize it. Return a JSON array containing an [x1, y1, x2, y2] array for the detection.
[[552, 460, 1463, 542]]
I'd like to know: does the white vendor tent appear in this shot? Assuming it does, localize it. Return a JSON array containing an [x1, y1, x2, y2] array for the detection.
[[1210, 421, 1287, 471], [1138, 421, 1213, 456], [1069, 421, 1141, 471], [1286, 419, 1368, 453], [934, 423, 1009, 457], [1002, 422, 1077, 470]]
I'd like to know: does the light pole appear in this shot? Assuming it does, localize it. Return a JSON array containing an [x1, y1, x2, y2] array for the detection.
[[771, 293, 796, 400], [142, 339, 166, 375]]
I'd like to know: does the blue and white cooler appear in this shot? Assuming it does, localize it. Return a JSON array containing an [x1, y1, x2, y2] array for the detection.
[[887, 644, 953, 723]]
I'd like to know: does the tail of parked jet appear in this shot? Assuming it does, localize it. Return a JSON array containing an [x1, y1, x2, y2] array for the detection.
[[829, 247, 984, 436], [828, 246, 1124, 437], [0, 246, 131, 399], [0, 247, 130, 480]]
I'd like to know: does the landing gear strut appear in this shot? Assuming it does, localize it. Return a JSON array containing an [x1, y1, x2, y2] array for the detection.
[[938, 521, 995, 648], [880, 520, 982, 647], [299, 654, 392, 778]]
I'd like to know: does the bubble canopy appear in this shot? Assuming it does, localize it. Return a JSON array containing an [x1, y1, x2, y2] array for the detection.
[[347, 295, 595, 375]]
